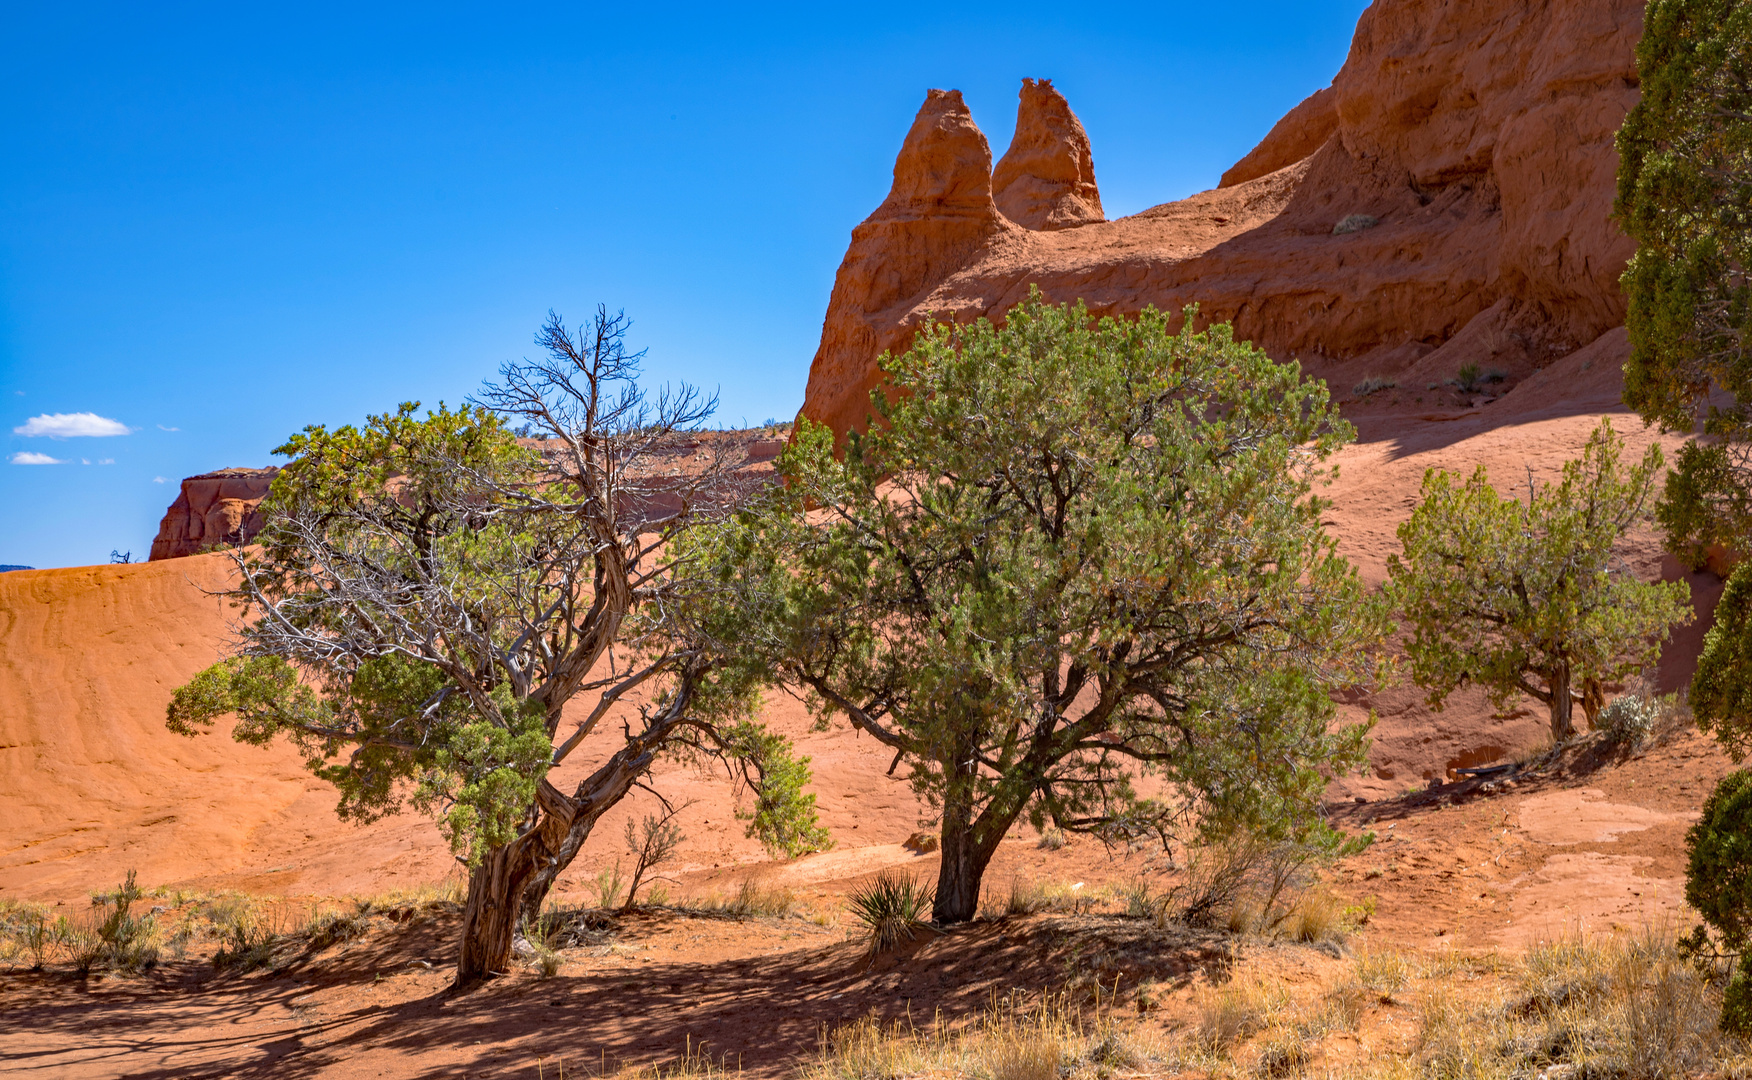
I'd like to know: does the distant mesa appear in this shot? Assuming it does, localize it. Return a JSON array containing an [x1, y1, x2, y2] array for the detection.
[[148, 467, 278, 561], [0, 565, 33, 573], [799, 0, 1641, 438]]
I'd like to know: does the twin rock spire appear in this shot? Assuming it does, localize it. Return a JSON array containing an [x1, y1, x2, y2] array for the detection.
[[876, 79, 1104, 233]]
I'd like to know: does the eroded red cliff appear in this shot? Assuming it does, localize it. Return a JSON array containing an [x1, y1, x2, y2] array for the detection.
[[148, 467, 277, 560], [799, 0, 1643, 437]]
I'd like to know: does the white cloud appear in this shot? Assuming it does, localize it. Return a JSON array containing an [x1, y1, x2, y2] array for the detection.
[[153, 476, 168, 483], [95, 458, 114, 465], [157, 424, 179, 432], [11, 451, 65, 465], [13, 412, 133, 438]]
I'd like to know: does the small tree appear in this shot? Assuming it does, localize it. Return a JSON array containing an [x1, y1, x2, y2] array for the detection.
[[169, 309, 824, 984], [1617, 0, 1752, 563], [1388, 419, 1693, 742], [700, 293, 1387, 923]]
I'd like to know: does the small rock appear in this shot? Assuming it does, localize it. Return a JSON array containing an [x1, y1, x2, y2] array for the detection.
[[1332, 213, 1380, 235]]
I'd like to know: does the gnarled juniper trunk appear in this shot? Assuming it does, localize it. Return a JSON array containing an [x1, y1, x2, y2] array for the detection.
[[497, 735, 673, 962], [456, 839, 540, 984]]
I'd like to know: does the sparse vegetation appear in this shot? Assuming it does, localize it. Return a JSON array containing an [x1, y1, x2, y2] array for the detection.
[[1352, 375, 1396, 397], [847, 872, 934, 955], [1389, 418, 1694, 740], [621, 803, 688, 913], [682, 879, 798, 919]]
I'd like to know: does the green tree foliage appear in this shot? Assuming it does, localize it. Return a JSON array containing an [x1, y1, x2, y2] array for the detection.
[[1681, 769, 1752, 1035], [1388, 420, 1693, 741], [168, 310, 825, 983], [1617, 0, 1752, 562], [698, 292, 1387, 922], [1692, 561, 1752, 761]]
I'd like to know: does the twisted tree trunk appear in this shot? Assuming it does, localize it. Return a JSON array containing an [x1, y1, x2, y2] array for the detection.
[[456, 839, 540, 985]]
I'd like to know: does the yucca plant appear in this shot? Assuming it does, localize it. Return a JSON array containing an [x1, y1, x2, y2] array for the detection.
[[848, 873, 934, 956]]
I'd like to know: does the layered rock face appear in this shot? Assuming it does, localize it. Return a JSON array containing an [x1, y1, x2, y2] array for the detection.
[[799, 0, 1643, 437], [148, 467, 278, 560], [992, 78, 1104, 230]]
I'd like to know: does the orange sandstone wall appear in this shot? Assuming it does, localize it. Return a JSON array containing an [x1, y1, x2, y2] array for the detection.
[[798, 0, 1644, 437]]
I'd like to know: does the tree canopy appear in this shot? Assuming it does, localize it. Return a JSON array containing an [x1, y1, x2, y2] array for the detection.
[[1617, 0, 1752, 562], [169, 310, 825, 983], [696, 293, 1387, 922], [1387, 419, 1692, 741]]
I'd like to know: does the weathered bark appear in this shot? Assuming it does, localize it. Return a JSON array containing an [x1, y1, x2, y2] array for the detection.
[[1578, 677, 1605, 731], [513, 721, 679, 929], [456, 840, 539, 985], [930, 756, 1023, 923], [1548, 663, 1576, 742]]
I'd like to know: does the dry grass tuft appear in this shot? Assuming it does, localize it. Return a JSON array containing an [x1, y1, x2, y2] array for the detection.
[[1195, 976, 1290, 1052], [682, 879, 798, 919]]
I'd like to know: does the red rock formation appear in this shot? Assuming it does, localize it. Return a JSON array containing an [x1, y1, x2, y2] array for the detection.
[[992, 78, 1104, 230], [1219, 86, 1338, 188], [148, 467, 278, 560], [805, 89, 1025, 436], [799, 0, 1644, 437]]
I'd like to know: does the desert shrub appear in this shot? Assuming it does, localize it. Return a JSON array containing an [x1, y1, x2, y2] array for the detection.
[[1332, 213, 1378, 234], [848, 872, 933, 955], [721, 879, 796, 918], [86, 870, 161, 974], [621, 806, 686, 913], [1170, 826, 1368, 941], [593, 862, 627, 911], [303, 908, 371, 951], [1278, 885, 1348, 943], [1389, 418, 1692, 741], [1599, 691, 1662, 746], [1119, 878, 1159, 920], [1684, 769, 1752, 1035], [1035, 827, 1065, 851], [209, 898, 283, 971], [682, 878, 797, 919], [1353, 376, 1397, 397], [1454, 362, 1485, 392], [979, 998, 1076, 1080], [1511, 928, 1733, 1078], [1353, 944, 1413, 999], [0, 901, 53, 971]]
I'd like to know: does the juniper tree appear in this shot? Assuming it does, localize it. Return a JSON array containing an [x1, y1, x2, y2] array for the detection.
[[168, 309, 826, 984], [696, 293, 1387, 923], [1387, 420, 1693, 742], [1617, 0, 1752, 562]]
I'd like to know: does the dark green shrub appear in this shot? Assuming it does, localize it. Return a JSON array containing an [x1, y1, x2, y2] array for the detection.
[[1692, 562, 1752, 762], [1683, 769, 1752, 1035]]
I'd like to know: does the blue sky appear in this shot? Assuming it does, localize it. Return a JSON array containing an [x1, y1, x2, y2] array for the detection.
[[0, 2, 1368, 569]]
